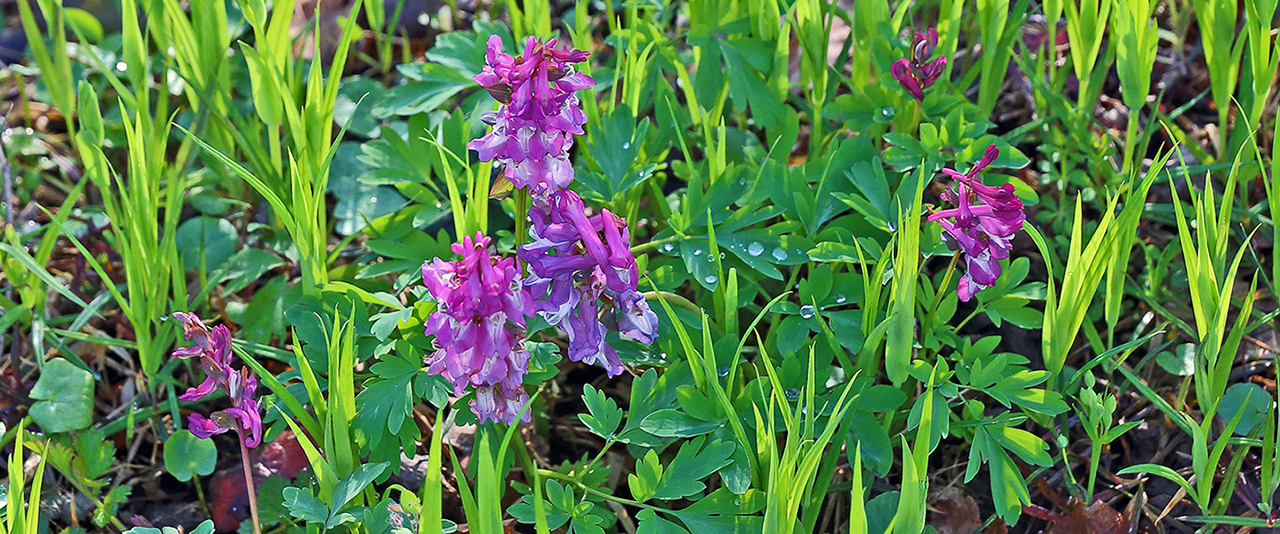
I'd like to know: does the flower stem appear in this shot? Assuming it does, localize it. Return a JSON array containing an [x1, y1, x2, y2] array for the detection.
[[239, 436, 262, 534], [644, 290, 724, 337], [516, 189, 529, 247], [928, 255, 960, 317], [537, 469, 672, 514], [630, 234, 682, 255]]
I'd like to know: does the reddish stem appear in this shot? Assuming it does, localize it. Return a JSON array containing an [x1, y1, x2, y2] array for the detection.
[[238, 433, 262, 534]]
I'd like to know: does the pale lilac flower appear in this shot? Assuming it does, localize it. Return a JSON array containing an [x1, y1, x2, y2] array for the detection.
[[519, 190, 659, 375], [421, 232, 536, 424], [928, 145, 1024, 301], [172, 313, 262, 447], [468, 35, 596, 196], [892, 29, 947, 100]]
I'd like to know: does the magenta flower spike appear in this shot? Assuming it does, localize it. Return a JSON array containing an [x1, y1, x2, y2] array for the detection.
[[927, 145, 1025, 301], [421, 232, 536, 424], [468, 35, 596, 197], [519, 190, 659, 376], [892, 28, 947, 101], [171, 313, 263, 448]]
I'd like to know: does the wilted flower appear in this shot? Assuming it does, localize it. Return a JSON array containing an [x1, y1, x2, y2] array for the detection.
[[519, 190, 659, 375], [171, 312, 262, 448], [927, 145, 1025, 301], [422, 232, 536, 424], [468, 35, 596, 196], [891, 29, 947, 100]]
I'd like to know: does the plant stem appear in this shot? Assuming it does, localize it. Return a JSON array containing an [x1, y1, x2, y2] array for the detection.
[[0, 116, 14, 374], [511, 432, 549, 534], [644, 290, 724, 337], [630, 234, 682, 255], [239, 437, 262, 534], [927, 255, 960, 317], [193, 473, 211, 519], [1086, 438, 1101, 502], [516, 189, 529, 247], [537, 469, 673, 514]]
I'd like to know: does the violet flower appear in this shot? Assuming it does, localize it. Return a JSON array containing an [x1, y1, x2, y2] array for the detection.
[[927, 145, 1025, 301], [891, 29, 947, 101], [422, 232, 536, 425], [519, 189, 659, 376], [468, 35, 596, 197], [171, 312, 262, 448]]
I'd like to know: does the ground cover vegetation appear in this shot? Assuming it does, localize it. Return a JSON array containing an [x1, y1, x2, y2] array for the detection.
[[1, 0, 1280, 533]]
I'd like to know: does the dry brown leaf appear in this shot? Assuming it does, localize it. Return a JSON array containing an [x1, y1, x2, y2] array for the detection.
[[983, 519, 1008, 534], [929, 486, 983, 534], [1045, 499, 1129, 534]]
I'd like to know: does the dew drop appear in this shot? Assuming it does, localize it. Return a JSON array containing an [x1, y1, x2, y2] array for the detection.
[[662, 243, 675, 253], [772, 247, 788, 261], [622, 141, 631, 150], [747, 242, 764, 256], [784, 388, 801, 399], [800, 304, 816, 319], [834, 294, 847, 304], [704, 274, 719, 285], [734, 498, 743, 506], [693, 249, 703, 256], [717, 366, 730, 377], [719, 252, 726, 260]]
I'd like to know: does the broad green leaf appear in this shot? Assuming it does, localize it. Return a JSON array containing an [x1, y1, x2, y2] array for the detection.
[[163, 430, 217, 482], [176, 216, 239, 272], [640, 409, 722, 438], [282, 487, 330, 524], [329, 462, 390, 520], [30, 358, 94, 433], [1156, 343, 1196, 377], [1219, 383, 1270, 436]]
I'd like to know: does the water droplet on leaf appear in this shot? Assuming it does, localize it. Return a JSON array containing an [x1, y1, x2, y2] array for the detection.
[[800, 304, 816, 319], [622, 141, 631, 150], [747, 242, 764, 256], [704, 275, 718, 285], [661, 243, 675, 253], [834, 294, 847, 304], [772, 248, 788, 261]]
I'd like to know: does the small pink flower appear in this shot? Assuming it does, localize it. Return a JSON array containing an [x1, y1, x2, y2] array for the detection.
[[892, 29, 947, 101], [171, 313, 262, 447]]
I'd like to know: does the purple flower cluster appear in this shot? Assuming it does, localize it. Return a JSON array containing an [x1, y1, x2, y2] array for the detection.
[[519, 189, 659, 376], [171, 312, 262, 448], [421, 233, 535, 425], [468, 35, 596, 196], [928, 145, 1026, 301], [891, 29, 947, 101], [426, 36, 657, 425]]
